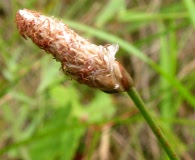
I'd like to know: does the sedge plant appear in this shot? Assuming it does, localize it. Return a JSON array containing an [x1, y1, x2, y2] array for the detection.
[[15, 9, 179, 160]]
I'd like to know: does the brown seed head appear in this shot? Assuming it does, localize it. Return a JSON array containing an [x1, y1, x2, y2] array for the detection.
[[15, 9, 134, 93]]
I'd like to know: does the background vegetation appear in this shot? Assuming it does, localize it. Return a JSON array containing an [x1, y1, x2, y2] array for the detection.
[[0, 0, 195, 159]]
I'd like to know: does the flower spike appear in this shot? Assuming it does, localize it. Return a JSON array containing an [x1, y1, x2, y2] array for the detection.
[[15, 9, 134, 93]]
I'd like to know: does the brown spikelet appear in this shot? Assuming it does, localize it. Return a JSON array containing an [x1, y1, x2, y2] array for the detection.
[[15, 9, 134, 93]]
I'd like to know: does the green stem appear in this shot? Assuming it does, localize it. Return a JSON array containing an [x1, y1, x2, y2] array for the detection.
[[127, 87, 179, 160]]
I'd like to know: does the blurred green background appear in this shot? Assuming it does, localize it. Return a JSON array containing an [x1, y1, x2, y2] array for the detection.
[[0, 0, 195, 160]]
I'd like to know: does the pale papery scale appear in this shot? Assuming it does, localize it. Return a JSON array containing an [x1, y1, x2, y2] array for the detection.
[[15, 9, 134, 93]]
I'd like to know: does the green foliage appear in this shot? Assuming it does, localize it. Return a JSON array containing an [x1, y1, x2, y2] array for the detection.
[[28, 106, 84, 160], [183, 0, 195, 26], [95, 0, 125, 27], [0, 0, 195, 159]]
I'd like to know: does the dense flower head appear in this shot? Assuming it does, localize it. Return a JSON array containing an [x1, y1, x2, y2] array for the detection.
[[15, 9, 134, 93]]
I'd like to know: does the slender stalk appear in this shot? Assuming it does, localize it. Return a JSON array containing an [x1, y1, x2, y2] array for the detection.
[[127, 87, 179, 160]]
